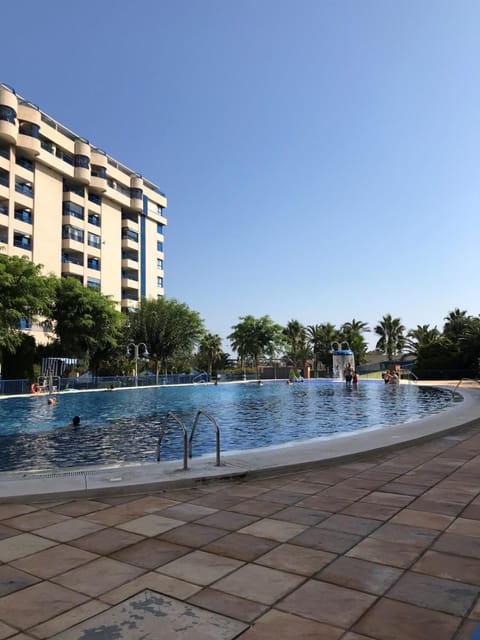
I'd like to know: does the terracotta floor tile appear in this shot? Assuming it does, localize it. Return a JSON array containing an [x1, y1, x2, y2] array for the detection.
[[278, 579, 376, 627], [370, 522, 439, 549], [158, 550, 243, 586], [157, 503, 218, 521], [454, 619, 480, 640], [49, 500, 110, 517], [461, 504, 480, 520], [111, 537, 190, 569], [341, 501, 401, 521], [69, 526, 144, 554], [390, 509, 454, 530], [353, 597, 461, 640], [33, 517, 104, 542], [291, 525, 361, 554], [100, 571, 201, 604], [361, 491, 414, 507], [0, 621, 17, 639], [380, 482, 426, 496], [446, 517, 480, 537], [11, 543, 98, 579], [469, 596, 480, 620], [0, 564, 40, 595], [190, 492, 244, 510], [279, 480, 329, 495], [52, 556, 145, 597], [413, 550, 480, 586], [122, 495, 179, 512], [255, 543, 335, 576], [408, 498, 465, 517], [212, 563, 304, 605], [317, 513, 381, 536], [203, 532, 279, 561], [269, 505, 331, 526], [0, 504, 37, 520], [341, 633, 376, 640], [255, 489, 310, 505], [387, 570, 479, 616], [238, 518, 306, 542], [3, 509, 70, 531], [28, 599, 109, 639], [0, 533, 56, 562], [229, 499, 285, 517], [317, 556, 403, 594], [0, 524, 22, 540], [188, 587, 268, 623], [296, 496, 353, 513], [116, 513, 185, 536], [158, 522, 229, 546], [347, 537, 424, 568], [0, 581, 88, 629], [238, 609, 343, 639], [433, 532, 480, 559], [195, 509, 259, 531], [81, 503, 150, 526]]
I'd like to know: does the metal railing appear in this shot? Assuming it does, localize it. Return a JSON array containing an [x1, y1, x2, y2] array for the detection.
[[156, 412, 188, 469], [189, 410, 221, 466], [452, 378, 480, 401]]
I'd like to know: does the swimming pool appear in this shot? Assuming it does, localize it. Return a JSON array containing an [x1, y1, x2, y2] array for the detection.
[[0, 381, 453, 472]]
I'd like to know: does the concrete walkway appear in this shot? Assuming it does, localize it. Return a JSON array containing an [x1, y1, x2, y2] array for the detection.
[[0, 383, 479, 638]]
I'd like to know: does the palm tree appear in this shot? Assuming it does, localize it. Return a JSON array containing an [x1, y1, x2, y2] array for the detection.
[[405, 324, 440, 357], [197, 333, 223, 376], [443, 308, 472, 342], [374, 314, 406, 360], [283, 319, 309, 367], [340, 319, 370, 366], [228, 315, 284, 377], [307, 323, 339, 373]]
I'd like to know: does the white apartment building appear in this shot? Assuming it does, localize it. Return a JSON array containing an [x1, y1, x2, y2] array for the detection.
[[0, 83, 167, 342]]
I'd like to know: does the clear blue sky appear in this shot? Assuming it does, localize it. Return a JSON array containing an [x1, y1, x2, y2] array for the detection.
[[3, 0, 479, 352]]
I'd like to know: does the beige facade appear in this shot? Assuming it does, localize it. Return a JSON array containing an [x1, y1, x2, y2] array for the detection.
[[0, 83, 167, 342]]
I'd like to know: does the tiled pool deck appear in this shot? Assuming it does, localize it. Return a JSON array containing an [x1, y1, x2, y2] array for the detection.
[[0, 382, 479, 639]]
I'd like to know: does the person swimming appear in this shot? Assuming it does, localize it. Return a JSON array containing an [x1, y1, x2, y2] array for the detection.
[[47, 396, 57, 405]]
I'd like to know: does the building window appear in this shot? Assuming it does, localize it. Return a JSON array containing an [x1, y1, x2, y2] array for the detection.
[[88, 212, 101, 227], [157, 241, 163, 252], [87, 278, 100, 290], [19, 318, 31, 329], [157, 276, 164, 288], [88, 232, 100, 248], [63, 180, 84, 197], [62, 224, 84, 243], [157, 223, 164, 234], [88, 193, 101, 205], [0, 145, 9, 159], [61, 252, 84, 266], [16, 156, 33, 171], [87, 257, 100, 270], [15, 180, 33, 197], [63, 201, 84, 220], [0, 169, 8, 187], [74, 155, 90, 169], [13, 232, 31, 250], [130, 187, 143, 199], [0, 105, 15, 124], [14, 207, 32, 224], [19, 121, 40, 138], [157, 258, 163, 270], [122, 228, 138, 242], [91, 165, 106, 178]]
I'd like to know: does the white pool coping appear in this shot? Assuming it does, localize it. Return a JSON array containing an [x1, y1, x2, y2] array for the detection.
[[0, 382, 478, 502]]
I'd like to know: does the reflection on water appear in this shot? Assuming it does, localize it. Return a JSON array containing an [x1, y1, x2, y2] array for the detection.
[[0, 382, 452, 471]]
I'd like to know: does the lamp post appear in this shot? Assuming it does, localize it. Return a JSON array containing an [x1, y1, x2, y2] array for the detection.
[[126, 343, 149, 387]]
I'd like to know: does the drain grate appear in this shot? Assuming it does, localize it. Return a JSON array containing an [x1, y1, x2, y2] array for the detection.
[[2, 469, 104, 481]]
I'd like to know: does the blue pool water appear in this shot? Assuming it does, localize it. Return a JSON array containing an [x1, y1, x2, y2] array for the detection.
[[0, 381, 452, 472]]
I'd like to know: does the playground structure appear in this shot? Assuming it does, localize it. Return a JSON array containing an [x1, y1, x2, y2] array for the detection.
[[31, 357, 77, 394], [331, 342, 355, 380]]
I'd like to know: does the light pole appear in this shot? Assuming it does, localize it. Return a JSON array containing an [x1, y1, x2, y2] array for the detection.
[[126, 343, 149, 387]]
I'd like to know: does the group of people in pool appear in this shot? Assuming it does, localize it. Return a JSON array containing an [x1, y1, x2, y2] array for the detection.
[[343, 363, 359, 386]]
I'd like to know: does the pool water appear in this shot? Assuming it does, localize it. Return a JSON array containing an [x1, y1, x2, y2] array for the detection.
[[0, 381, 452, 472]]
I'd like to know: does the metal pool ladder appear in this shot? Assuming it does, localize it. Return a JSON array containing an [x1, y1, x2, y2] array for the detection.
[[156, 410, 221, 469]]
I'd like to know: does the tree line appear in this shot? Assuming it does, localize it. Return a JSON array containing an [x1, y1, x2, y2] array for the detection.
[[1, 254, 478, 379]]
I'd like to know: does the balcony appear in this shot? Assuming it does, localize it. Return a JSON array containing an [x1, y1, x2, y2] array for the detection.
[[0, 88, 18, 144], [14, 208, 32, 224], [13, 233, 32, 252], [121, 257, 138, 270], [61, 260, 84, 277], [15, 181, 33, 198]]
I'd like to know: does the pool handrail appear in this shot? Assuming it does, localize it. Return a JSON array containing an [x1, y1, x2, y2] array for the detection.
[[156, 411, 188, 469], [189, 410, 221, 467], [452, 377, 480, 400]]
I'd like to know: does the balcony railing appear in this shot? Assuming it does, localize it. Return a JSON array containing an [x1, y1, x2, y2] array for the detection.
[[14, 210, 32, 224], [15, 183, 33, 197]]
